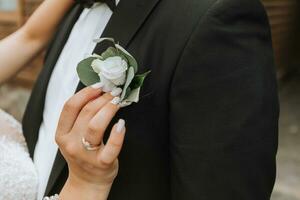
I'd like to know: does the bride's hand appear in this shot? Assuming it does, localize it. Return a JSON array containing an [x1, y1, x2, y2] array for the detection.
[[55, 85, 126, 200]]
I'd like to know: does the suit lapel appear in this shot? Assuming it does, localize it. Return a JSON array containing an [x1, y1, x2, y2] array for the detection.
[[76, 0, 161, 91], [46, 0, 161, 195], [95, 0, 161, 53]]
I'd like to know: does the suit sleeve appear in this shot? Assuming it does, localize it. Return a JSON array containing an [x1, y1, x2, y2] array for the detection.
[[169, 0, 279, 199]]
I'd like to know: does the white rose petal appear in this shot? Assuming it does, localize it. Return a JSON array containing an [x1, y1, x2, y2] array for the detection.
[[110, 73, 127, 86], [91, 59, 102, 74], [91, 56, 128, 87], [100, 57, 128, 79], [111, 87, 123, 97], [99, 73, 115, 92]]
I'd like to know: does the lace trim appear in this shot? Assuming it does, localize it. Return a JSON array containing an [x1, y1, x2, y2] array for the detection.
[[0, 109, 22, 130], [0, 137, 38, 199], [0, 109, 26, 149]]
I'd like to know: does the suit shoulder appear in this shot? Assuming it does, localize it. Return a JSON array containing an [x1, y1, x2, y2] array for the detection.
[[160, 0, 217, 21], [206, 0, 269, 24]]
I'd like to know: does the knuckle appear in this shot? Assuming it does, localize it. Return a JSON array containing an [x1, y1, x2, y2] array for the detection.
[[81, 87, 92, 95], [97, 126, 106, 135], [99, 158, 119, 170], [65, 142, 77, 158], [64, 99, 77, 111], [110, 140, 122, 149], [55, 134, 62, 146], [99, 157, 112, 167], [107, 103, 120, 113], [87, 122, 104, 134], [81, 103, 94, 115], [103, 93, 114, 101], [79, 87, 94, 99], [87, 122, 98, 133]]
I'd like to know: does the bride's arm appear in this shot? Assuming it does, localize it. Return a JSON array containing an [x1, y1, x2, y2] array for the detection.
[[0, 0, 74, 84], [55, 86, 126, 200]]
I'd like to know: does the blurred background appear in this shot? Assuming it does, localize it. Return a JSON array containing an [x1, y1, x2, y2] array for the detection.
[[0, 0, 299, 199]]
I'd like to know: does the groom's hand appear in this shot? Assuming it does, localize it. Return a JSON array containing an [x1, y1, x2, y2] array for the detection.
[[55, 85, 126, 196]]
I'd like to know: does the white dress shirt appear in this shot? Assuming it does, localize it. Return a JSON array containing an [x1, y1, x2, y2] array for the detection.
[[33, 1, 119, 199]]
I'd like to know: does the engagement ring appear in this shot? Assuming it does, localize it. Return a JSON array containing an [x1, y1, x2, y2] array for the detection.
[[82, 137, 101, 151]]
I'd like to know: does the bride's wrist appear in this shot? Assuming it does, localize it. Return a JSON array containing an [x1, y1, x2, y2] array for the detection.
[[59, 178, 112, 200]]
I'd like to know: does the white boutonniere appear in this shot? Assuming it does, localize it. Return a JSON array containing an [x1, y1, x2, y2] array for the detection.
[[77, 38, 150, 107]]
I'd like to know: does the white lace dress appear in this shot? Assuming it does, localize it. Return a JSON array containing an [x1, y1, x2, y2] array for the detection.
[[0, 109, 38, 200]]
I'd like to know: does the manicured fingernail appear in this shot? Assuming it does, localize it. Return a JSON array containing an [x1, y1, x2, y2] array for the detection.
[[111, 97, 121, 105], [91, 82, 104, 89], [111, 87, 122, 97], [116, 119, 125, 133]]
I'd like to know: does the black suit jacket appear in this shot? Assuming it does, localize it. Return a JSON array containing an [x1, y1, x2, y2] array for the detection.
[[22, 0, 279, 199]]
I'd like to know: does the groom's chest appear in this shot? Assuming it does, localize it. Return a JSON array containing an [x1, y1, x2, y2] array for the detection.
[[43, 0, 197, 130]]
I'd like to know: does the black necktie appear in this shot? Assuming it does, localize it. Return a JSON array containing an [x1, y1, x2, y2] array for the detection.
[[76, 0, 117, 11]]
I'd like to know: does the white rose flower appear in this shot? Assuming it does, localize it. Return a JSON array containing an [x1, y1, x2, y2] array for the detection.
[[98, 73, 116, 92], [91, 56, 128, 92]]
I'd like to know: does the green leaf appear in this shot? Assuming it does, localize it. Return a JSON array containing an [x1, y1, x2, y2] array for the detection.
[[115, 44, 138, 73], [119, 71, 150, 106], [129, 71, 151, 89], [120, 67, 135, 101], [127, 87, 141, 103], [121, 87, 141, 106], [93, 37, 115, 44], [101, 47, 118, 60], [100, 47, 129, 65], [124, 87, 132, 100], [77, 57, 100, 86]]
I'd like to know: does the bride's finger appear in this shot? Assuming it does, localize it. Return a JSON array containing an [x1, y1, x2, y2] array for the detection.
[[98, 119, 126, 165], [84, 100, 120, 146], [56, 84, 103, 136], [72, 93, 114, 135]]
